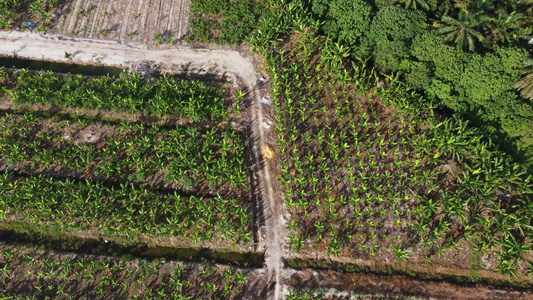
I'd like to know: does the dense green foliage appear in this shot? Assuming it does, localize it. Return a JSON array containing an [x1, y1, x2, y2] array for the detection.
[[0, 0, 58, 30], [0, 67, 254, 248], [307, 0, 533, 167], [0, 243, 253, 299], [251, 1, 533, 280], [189, 0, 264, 45], [2, 69, 229, 122]]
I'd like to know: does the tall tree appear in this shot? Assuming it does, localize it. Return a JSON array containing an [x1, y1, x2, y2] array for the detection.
[[485, 9, 528, 46], [437, 9, 488, 51], [395, 0, 430, 11]]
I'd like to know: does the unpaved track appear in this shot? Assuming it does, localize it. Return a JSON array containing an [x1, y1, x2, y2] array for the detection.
[[0, 30, 287, 299]]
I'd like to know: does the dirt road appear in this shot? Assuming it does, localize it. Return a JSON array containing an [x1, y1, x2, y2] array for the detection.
[[0, 30, 287, 299]]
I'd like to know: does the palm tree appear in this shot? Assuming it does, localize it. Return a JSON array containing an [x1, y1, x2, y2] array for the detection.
[[437, 9, 488, 51], [515, 57, 533, 101], [395, 0, 430, 10], [485, 9, 527, 46]]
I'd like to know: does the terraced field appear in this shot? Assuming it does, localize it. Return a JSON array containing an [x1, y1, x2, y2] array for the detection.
[[51, 0, 190, 45]]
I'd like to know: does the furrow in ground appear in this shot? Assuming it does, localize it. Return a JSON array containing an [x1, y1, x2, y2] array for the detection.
[[119, 0, 135, 43], [65, 0, 84, 35], [76, 0, 95, 37], [88, 0, 103, 38]]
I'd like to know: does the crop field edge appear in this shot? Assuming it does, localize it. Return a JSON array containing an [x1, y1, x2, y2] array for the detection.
[[285, 257, 533, 289], [0, 220, 265, 268]]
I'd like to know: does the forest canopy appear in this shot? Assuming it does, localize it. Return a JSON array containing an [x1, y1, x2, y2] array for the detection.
[[308, 0, 533, 167]]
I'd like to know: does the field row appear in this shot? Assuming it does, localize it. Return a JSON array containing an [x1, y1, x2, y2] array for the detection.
[[52, 0, 190, 45], [0, 112, 247, 195], [1, 69, 239, 122], [0, 242, 264, 299]]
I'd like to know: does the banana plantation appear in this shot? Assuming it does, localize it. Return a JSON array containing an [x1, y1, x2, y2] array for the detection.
[[0, 66, 254, 252], [250, 4, 533, 285], [1, 0, 533, 297]]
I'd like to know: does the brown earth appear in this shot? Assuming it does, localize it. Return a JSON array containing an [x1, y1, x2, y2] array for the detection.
[[49, 0, 190, 46], [288, 268, 533, 300]]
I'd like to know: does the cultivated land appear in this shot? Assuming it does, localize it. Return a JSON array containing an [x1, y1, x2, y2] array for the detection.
[[0, 30, 287, 298], [1, 1, 533, 299], [55, 0, 190, 46]]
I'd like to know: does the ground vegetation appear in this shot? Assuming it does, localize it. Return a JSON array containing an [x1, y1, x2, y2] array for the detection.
[[0, 0, 58, 31], [307, 0, 533, 168], [0, 69, 253, 249], [0, 241, 262, 299], [249, 0, 533, 284]]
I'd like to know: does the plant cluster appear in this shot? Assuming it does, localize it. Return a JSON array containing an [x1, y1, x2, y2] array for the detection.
[[189, 0, 264, 45], [0, 0, 58, 30], [0, 242, 253, 299], [0, 171, 252, 245], [251, 6, 533, 279], [2, 69, 230, 122]]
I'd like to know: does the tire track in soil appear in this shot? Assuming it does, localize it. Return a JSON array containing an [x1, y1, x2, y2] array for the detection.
[[150, 0, 165, 44], [77, 0, 95, 36], [99, 0, 115, 38], [139, 0, 150, 44], [55, 1, 72, 31], [104, 0, 121, 41], [177, 0, 189, 41], [130, 0, 144, 43], [88, 0, 103, 38], [158, 0, 172, 40], [174, 0, 184, 40], [166, 0, 175, 36]]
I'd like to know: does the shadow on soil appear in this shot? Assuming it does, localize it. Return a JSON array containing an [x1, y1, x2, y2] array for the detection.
[[0, 226, 264, 268], [286, 257, 533, 290]]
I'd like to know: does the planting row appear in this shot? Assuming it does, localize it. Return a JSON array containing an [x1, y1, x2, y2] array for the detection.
[[0, 242, 264, 299], [252, 19, 533, 280], [0, 171, 252, 246], [0, 112, 248, 196], [1, 68, 239, 122]]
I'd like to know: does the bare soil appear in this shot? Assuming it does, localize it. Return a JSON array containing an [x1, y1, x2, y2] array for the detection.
[[49, 0, 190, 47]]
